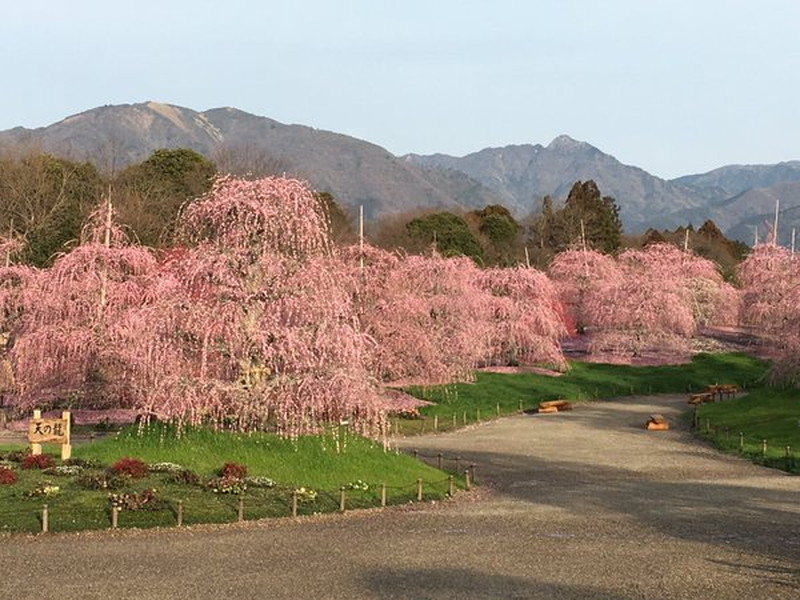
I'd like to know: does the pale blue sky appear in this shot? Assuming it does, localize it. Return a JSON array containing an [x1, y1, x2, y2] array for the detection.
[[2, 0, 798, 178]]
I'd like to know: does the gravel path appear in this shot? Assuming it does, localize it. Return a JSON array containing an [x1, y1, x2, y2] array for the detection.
[[2, 395, 799, 599]]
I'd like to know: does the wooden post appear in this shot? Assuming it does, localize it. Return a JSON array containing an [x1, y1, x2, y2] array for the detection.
[[176, 500, 183, 527], [705, 418, 710, 434], [476, 408, 481, 422], [470, 464, 477, 484], [452, 413, 457, 428], [739, 432, 744, 450], [455, 456, 461, 474], [437, 453, 443, 470], [448, 475, 454, 496], [61, 411, 71, 460], [415, 478, 423, 501], [339, 488, 346, 513], [462, 411, 467, 425], [518, 399, 523, 412], [762, 439, 768, 457], [413, 449, 418, 461], [380, 483, 386, 507], [42, 504, 49, 534], [237, 495, 244, 521], [464, 469, 471, 491], [785, 446, 791, 459], [433, 415, 438, 431], [31, 409, 42, 456], [111, 505, 119, 529], [496, 403, 500, 417], [291, 491, 298, 517]]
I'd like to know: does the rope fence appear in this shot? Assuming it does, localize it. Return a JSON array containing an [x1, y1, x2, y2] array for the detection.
[[0, 453, 477, 535], [693, 411, 800, 474]]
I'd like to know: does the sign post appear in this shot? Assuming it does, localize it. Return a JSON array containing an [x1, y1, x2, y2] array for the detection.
[[27, 410, 71, 460]]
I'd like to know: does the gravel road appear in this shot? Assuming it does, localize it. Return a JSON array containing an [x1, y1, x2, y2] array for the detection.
[[2, 394, 798, 599]]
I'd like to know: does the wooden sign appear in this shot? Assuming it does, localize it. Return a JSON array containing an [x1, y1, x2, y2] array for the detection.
[[28, 418, 69, 443], [28, 410, 71, 459]]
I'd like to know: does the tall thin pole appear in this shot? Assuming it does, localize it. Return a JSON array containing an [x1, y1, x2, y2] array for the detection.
[[683, 228, 690, 253], [792, 227, 796, 255], [359, 205, 364, 270], [754, 225, 759, 247], [773, 199, 780, 246], [524, 246, 530, 268]]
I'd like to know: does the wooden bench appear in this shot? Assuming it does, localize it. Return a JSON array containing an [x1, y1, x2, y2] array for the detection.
[[537, 400, 573, 413], [688, 392, 714, 405], [645, 414, 669, 430], [704, 384, 741, 401]]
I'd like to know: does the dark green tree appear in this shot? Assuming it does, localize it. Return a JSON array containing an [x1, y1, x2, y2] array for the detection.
[[114, 148, 216, 247], [406, 212, 484, 262]]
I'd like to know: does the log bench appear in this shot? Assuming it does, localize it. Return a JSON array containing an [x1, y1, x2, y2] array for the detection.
[[537, 400, 573, 413], [688, 392, 714, 405], [645, 414, 669, 430]]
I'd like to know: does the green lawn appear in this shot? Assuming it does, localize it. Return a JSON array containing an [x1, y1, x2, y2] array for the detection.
[[0, 425, 459, 535], [395, 352, 769, 435], [694, 387, 800, 472]]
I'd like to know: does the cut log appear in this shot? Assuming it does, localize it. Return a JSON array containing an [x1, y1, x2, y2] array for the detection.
[[537, 406, 559, 414], [538, 400, 573, 411], [649, 414, 667, 425], [646, 421, 670, 431]]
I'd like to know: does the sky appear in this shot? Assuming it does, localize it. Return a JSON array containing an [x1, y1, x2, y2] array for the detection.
[[2, 0, 799, 179]]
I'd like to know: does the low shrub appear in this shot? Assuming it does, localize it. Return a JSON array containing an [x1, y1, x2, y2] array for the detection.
[[6, 449, 30, 463], [207, 476, 247, 495], [244, 475, 275, 488], [148, 462, 184, 473], [108, 488, 166, 511], [218, 462, 247, 479], [109, 457, 148, 479], [21, 454, 55, 470], [167, 469, 201, 486], [24, 481, 60, 498], [43, 465, 84, 476], [0, 466, 17, 485], [64, 457, 104, 469], [74, 472, 131, 491]]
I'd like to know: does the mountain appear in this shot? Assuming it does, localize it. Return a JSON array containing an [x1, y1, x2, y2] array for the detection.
[[404, 137, 706, 231], [673, 161, 800, 201], [0, 102, 500, 220], [2, 101, 799, 241]]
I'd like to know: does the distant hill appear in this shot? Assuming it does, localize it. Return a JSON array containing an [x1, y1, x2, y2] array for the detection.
[[0, 102, 500, 220], [404, 137, 705, 231], [2, 101, 799, 240]]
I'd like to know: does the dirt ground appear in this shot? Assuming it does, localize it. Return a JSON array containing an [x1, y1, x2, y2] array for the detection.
[[1, 394, 799, 599]]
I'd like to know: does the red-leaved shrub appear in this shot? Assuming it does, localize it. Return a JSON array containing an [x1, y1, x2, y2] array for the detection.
[[21, 454, 55, 470], [218, 462, 247, 479], [109, 457, 148, 479], [0, 467, 17, 485]]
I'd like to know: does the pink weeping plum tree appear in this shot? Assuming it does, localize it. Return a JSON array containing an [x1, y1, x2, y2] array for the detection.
[[345, 244, 494, 385], [476, 266, 567, 370], [6, 201, 159, 411], [551, 243, 738, 361], [738, 243, 800, 385]]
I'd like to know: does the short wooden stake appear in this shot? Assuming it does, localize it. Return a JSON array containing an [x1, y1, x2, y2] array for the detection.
[[785, 445, 791, 459], [462, 411, 467, 425], [464, 469, 471, 491], [739, 432, 744, 450], [470, 464, 477, 484], [476, 408, 481, 422], [518, 399, 523, 412], [380, 483, 387, 507], [416, 478, 423, 501], [413, 449, 418, 461], [496, 403, 500, 417], [176, 500, 183, 527], [452, 413, 457, 428], [291, 491, 298, 517], [237, 495, 244, 521], [41, 504, 48, 534], [433, 415, 438, 431], [437, 453, 443, 470], [455, 456, 461, 473], [339, 488, 346, 513], [448, 475, 454, 496], [705, 418, 710, 434], [111, 505, 119, 529], [762, 439, 768, 457]]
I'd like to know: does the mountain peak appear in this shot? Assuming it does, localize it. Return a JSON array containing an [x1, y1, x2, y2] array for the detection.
[[547, 134, 588, 150]]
